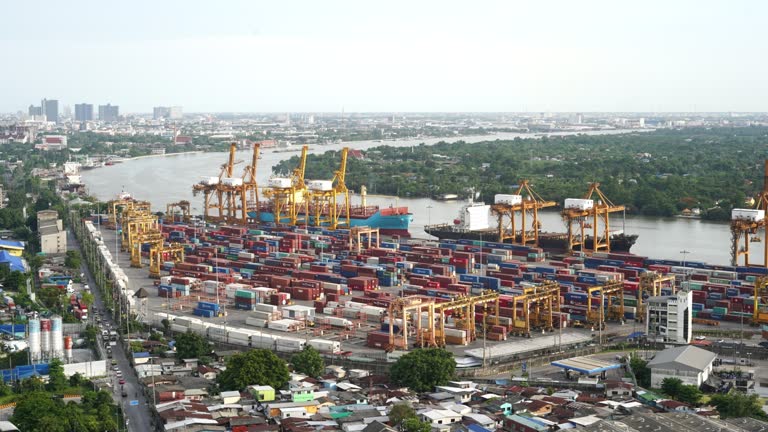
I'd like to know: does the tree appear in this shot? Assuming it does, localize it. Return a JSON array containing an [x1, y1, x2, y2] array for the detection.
[[630, 356, 651, 388], [402, 417, 432, 432], [710, 392, 768, 419], [174, 331, 211, 363], [217, 349, 290, 391], [389, 348, 456, 393], [389, 403, 417, 427], [291, 346, 324, 377], [677, 385, 702, 405], [65, 250, 81, 270], [69, 372, 85, 388], [47, 358, 67, 391], [80, 292, 95, 308], [661, 377, 683, 398], [10, 391, 64, 432]]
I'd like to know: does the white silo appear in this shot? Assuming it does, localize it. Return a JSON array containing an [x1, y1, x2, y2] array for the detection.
[[40, 318, 51, 358], [64, 336, 73, 362], [51, 315, 63, 360], [28, 319, 41, 362]]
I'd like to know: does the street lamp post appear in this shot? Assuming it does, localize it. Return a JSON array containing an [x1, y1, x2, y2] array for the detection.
[[426, 205, 433, 227], [680, 250, 690, 284]]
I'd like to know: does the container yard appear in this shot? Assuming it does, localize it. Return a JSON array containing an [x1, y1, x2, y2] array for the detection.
[[80, 192, 768, 365]]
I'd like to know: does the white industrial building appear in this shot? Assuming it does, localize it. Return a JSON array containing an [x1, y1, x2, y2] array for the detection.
[[647, 345, 717, 387], [37, 210, 67, 254], [645, 290, 692, 344]]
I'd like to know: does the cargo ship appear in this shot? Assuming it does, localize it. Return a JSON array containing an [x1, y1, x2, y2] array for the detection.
[[424, 201, 637, 253], [251, 205, 413, 237]]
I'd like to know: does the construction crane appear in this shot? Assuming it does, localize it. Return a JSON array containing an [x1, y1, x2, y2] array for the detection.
[[149, 243, 185, 279], [637, 272, 676, 322], [386, 296, 436, 350], [165, 200, 191, 223], [561, 183, 626, 253], [491, 180, 557, 246], [509, 282, 560, 337], [266, 145, 309, 225], [584, 281, 625, 328], [730, 160, 768, 267], [307, 147, 351, 229]]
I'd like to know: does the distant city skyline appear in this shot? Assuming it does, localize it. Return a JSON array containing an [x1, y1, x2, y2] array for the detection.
[[1, 0, 766, 113]]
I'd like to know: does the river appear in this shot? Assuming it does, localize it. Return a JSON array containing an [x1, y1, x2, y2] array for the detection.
[[80, 130, 750, 266]]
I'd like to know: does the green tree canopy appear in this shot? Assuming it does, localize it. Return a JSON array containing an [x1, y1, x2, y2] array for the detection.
[[47, 358, 67, 392], [291, 346, 324, 377], [710, 392, 768, 419], [402, 417, 432, 432], [677, 385, 702, 405], [389, 348, 456, 393], [174, 331, 211, 363], [630, 356, 651, 388], [217, 349, 290, 391], [661, 377, 684, 398], [389, 403, 417, 427]]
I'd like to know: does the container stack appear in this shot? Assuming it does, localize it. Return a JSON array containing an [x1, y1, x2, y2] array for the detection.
[[193, 301, 220, 318]]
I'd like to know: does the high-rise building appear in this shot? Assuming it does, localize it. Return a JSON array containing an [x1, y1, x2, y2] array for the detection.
[[153, 106, 183, 120], [75, 103, 94, 122], [98, 104, 119, 122], [646, 290, 692, 344], [42, 99, 59, 123], [28, 105, 42, 117]]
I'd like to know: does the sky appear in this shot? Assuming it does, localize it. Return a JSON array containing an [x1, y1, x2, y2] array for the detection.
[[1, 0, 765, 113]]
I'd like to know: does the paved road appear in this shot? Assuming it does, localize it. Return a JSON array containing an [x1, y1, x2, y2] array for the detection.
[[70, 229, 155, 432]]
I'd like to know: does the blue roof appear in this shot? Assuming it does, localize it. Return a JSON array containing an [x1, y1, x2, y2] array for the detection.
[[468, 424, 493, 432], [0, 251, 25, 272], [0, 240, 24, 250], [133, 352, 150, 358]]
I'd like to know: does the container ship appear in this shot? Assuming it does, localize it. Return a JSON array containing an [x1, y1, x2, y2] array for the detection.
[[251, 204, 413, 237], [424, 201, 638, 254]]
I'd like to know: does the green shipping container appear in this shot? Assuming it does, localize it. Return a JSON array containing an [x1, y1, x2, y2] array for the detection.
[[624, 298, 638, 307], [235, 289, 256, 299], [746, 275, 757, 283], [713, 307, 728, 314]]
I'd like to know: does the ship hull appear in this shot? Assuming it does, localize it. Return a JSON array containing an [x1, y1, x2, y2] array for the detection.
[[423, 226, 637, 253], [249, 210, 413, 237]]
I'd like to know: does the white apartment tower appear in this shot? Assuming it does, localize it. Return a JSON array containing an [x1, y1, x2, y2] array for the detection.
[[646, 290, 692, 344]]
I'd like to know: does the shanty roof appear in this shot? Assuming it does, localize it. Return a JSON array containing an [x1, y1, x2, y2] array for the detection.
[[551, 356, 622, 375]]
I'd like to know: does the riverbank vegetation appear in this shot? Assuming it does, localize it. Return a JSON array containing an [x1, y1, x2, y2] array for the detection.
[[275, 127, 768, 220]]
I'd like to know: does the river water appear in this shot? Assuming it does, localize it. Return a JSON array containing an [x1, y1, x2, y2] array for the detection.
[[81, 130, 749, 266]]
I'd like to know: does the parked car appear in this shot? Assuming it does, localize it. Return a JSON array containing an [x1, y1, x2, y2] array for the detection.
[[119, 379, 125, 385]]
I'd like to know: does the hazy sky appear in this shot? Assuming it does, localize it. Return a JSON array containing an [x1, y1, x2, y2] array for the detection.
[[1, 0, 765, 113]]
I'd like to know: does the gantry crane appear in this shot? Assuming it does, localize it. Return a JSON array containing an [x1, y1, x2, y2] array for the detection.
[[387, 296, 436, 350], [242, 142, 261, 223], [434, 291, 500, 346], [509, 282, 560, 337], [149, 243, 185, 279], [585, 281, 625, 328], [129, 231, 164, 268], [165, 200, 191, 223], [192, 142, 243, 222], [731, 160, 768, 267], [121, 211, 159, 252], [265, 145, 309, 225], [752, 276, 768, 325], [637, 272, 676, 322], [107, 199, 151, 230], [491, 180, 557, 246], [561, 183, 626, 253], [307, 147, 351, 229]]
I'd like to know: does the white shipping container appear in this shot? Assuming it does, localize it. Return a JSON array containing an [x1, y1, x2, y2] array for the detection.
[[245, 317, 268, 328], [308, 339, 340, 352], [307, 180, 333, 191], [238, 252, 256, 260], [732, 208, 765, 222], [228, 330, 251, 341], [170, 324, 188, 333], [251, 311, 274, 321], [327, 317, 353, 328], [268, 177, 293, 188], [201, 177, 220, 185], [255, 304, 278, 313], [444, 328, 467, 338], [323, 307, 337, 315], [494, 194, 523, 205], [251, 334, 275, 349], [221, 177, 244, 187], [564, 198, 594, 210]]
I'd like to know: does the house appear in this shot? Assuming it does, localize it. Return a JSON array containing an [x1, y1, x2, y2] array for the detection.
[[265, 401, 320, 418], [647, 345, 717, 387], [326, 365, 346, 379], [197, 366, 218, 381], [604, 381, 634, 399], [551, 389, 580, 401], [504, 414, 549, 432], [524, 400, 553, 417], [220, 390, 241, 404], [0, 240, 24, 257], [421, 409, 463, 427], [657, 400, 693, 413], [289, 382, 315, 402], [362, 421, 397, 432], [248, 385, 275, 402], [154, 384, 186, 402], [462, 413, 499, 430]]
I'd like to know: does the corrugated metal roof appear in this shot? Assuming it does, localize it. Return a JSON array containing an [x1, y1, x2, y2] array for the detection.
[[647, 345, 716, 372]]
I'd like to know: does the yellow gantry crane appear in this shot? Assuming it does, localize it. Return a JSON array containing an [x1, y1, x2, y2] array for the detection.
[[121, 211, 159, 252], [165, 200, 191, 223], [192, 142, 243, 222], [561, 183, 626, 253], [584, 281, 625, 328], [509, 281, 560, 336], [731, 160, 768, 267], [491, 180, 557, 246], [242, 142, 261, 223], [266, 145, 309, 225], [149, 243, 185, 279], [307, 147, 351, 229], [434, 291, 500, 346], [129, 231, 164, 268]]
